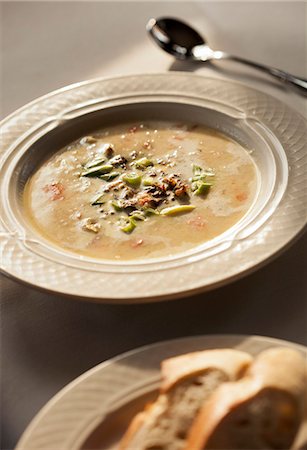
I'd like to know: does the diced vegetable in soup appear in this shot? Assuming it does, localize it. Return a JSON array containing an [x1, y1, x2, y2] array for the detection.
[[24, 122, 258, 260]]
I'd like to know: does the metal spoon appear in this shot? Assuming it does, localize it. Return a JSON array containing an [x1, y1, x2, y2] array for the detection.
[[147, 17, 307, 95]]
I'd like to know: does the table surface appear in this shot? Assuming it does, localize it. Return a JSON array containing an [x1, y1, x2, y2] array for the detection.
[[1, 2, 306, 449]]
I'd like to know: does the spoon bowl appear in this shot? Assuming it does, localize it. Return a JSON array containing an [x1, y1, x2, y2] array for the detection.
[[146, 18, 205, 60], [147, 17, 307, 95]]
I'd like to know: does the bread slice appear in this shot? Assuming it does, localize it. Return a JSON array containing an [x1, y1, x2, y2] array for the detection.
[[119, 349, 252, 450], [186, 347, 307, 450]]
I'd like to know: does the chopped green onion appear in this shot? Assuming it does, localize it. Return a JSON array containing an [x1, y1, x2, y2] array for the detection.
[[81, 164, 113, 177], [191, 164, 214, 193], [193, 181, 212, 196], [123, 172, 142, 187], [84, 157, 106, 169], [91, 194, 105, 206], [143, 207, 160, 216], [192, 172, 215, 183], [135, 157, 154, 169], [191, 181, 198, 191], [192, 174, 205, 182], [111, 200, 123, 212], [160, 205, 196, 216], [130, 210, 146, 221], [192, 164, 215, 179], [120, 217, 137, 234], [192, 164, 203, 177], [100, 172, 120, 181], [143, 178, 156, 186]]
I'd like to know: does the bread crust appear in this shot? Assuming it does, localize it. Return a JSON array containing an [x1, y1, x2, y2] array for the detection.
[[119, 349, 252, 449], [118, 411, 146, 450], [186, 348, 307, 450], [119, 396, 168, 449], [161, 349, 252, 392]]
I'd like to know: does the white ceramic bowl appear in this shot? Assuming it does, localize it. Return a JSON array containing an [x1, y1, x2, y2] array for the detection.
[[1, 74, 306, 302]]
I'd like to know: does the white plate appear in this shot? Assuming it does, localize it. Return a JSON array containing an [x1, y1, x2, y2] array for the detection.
[[0, 73, 306, 302], [15, 334, 307, 450]]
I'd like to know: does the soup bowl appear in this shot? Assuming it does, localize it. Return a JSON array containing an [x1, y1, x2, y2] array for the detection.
[[0, 73, 306, 302]]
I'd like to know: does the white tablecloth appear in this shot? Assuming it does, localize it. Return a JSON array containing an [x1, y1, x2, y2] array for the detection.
[[1, 2, 306, 449]]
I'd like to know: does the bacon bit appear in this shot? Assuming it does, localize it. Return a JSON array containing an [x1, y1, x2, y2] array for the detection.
[[187, 216, 207, 229], [137, 194, 153, 207], [130, 239, 144, 248], [236, 192, 248, 202], [175, 186, 188, 197], [129, 126, 138, 133], [163, 175, 188, 197], [163, 176, 177, 188], [43, 182, 64, 200]]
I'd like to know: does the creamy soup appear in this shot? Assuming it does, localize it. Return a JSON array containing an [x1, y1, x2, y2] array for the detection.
[[24, 122, 258, 260]]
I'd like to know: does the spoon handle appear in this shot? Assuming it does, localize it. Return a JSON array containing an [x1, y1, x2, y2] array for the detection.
[[216, 52, 307, 95]]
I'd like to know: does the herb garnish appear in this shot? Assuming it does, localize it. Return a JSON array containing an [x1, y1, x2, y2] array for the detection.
[[191, 164, 214, 196], [81, 147, 214, 234]]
